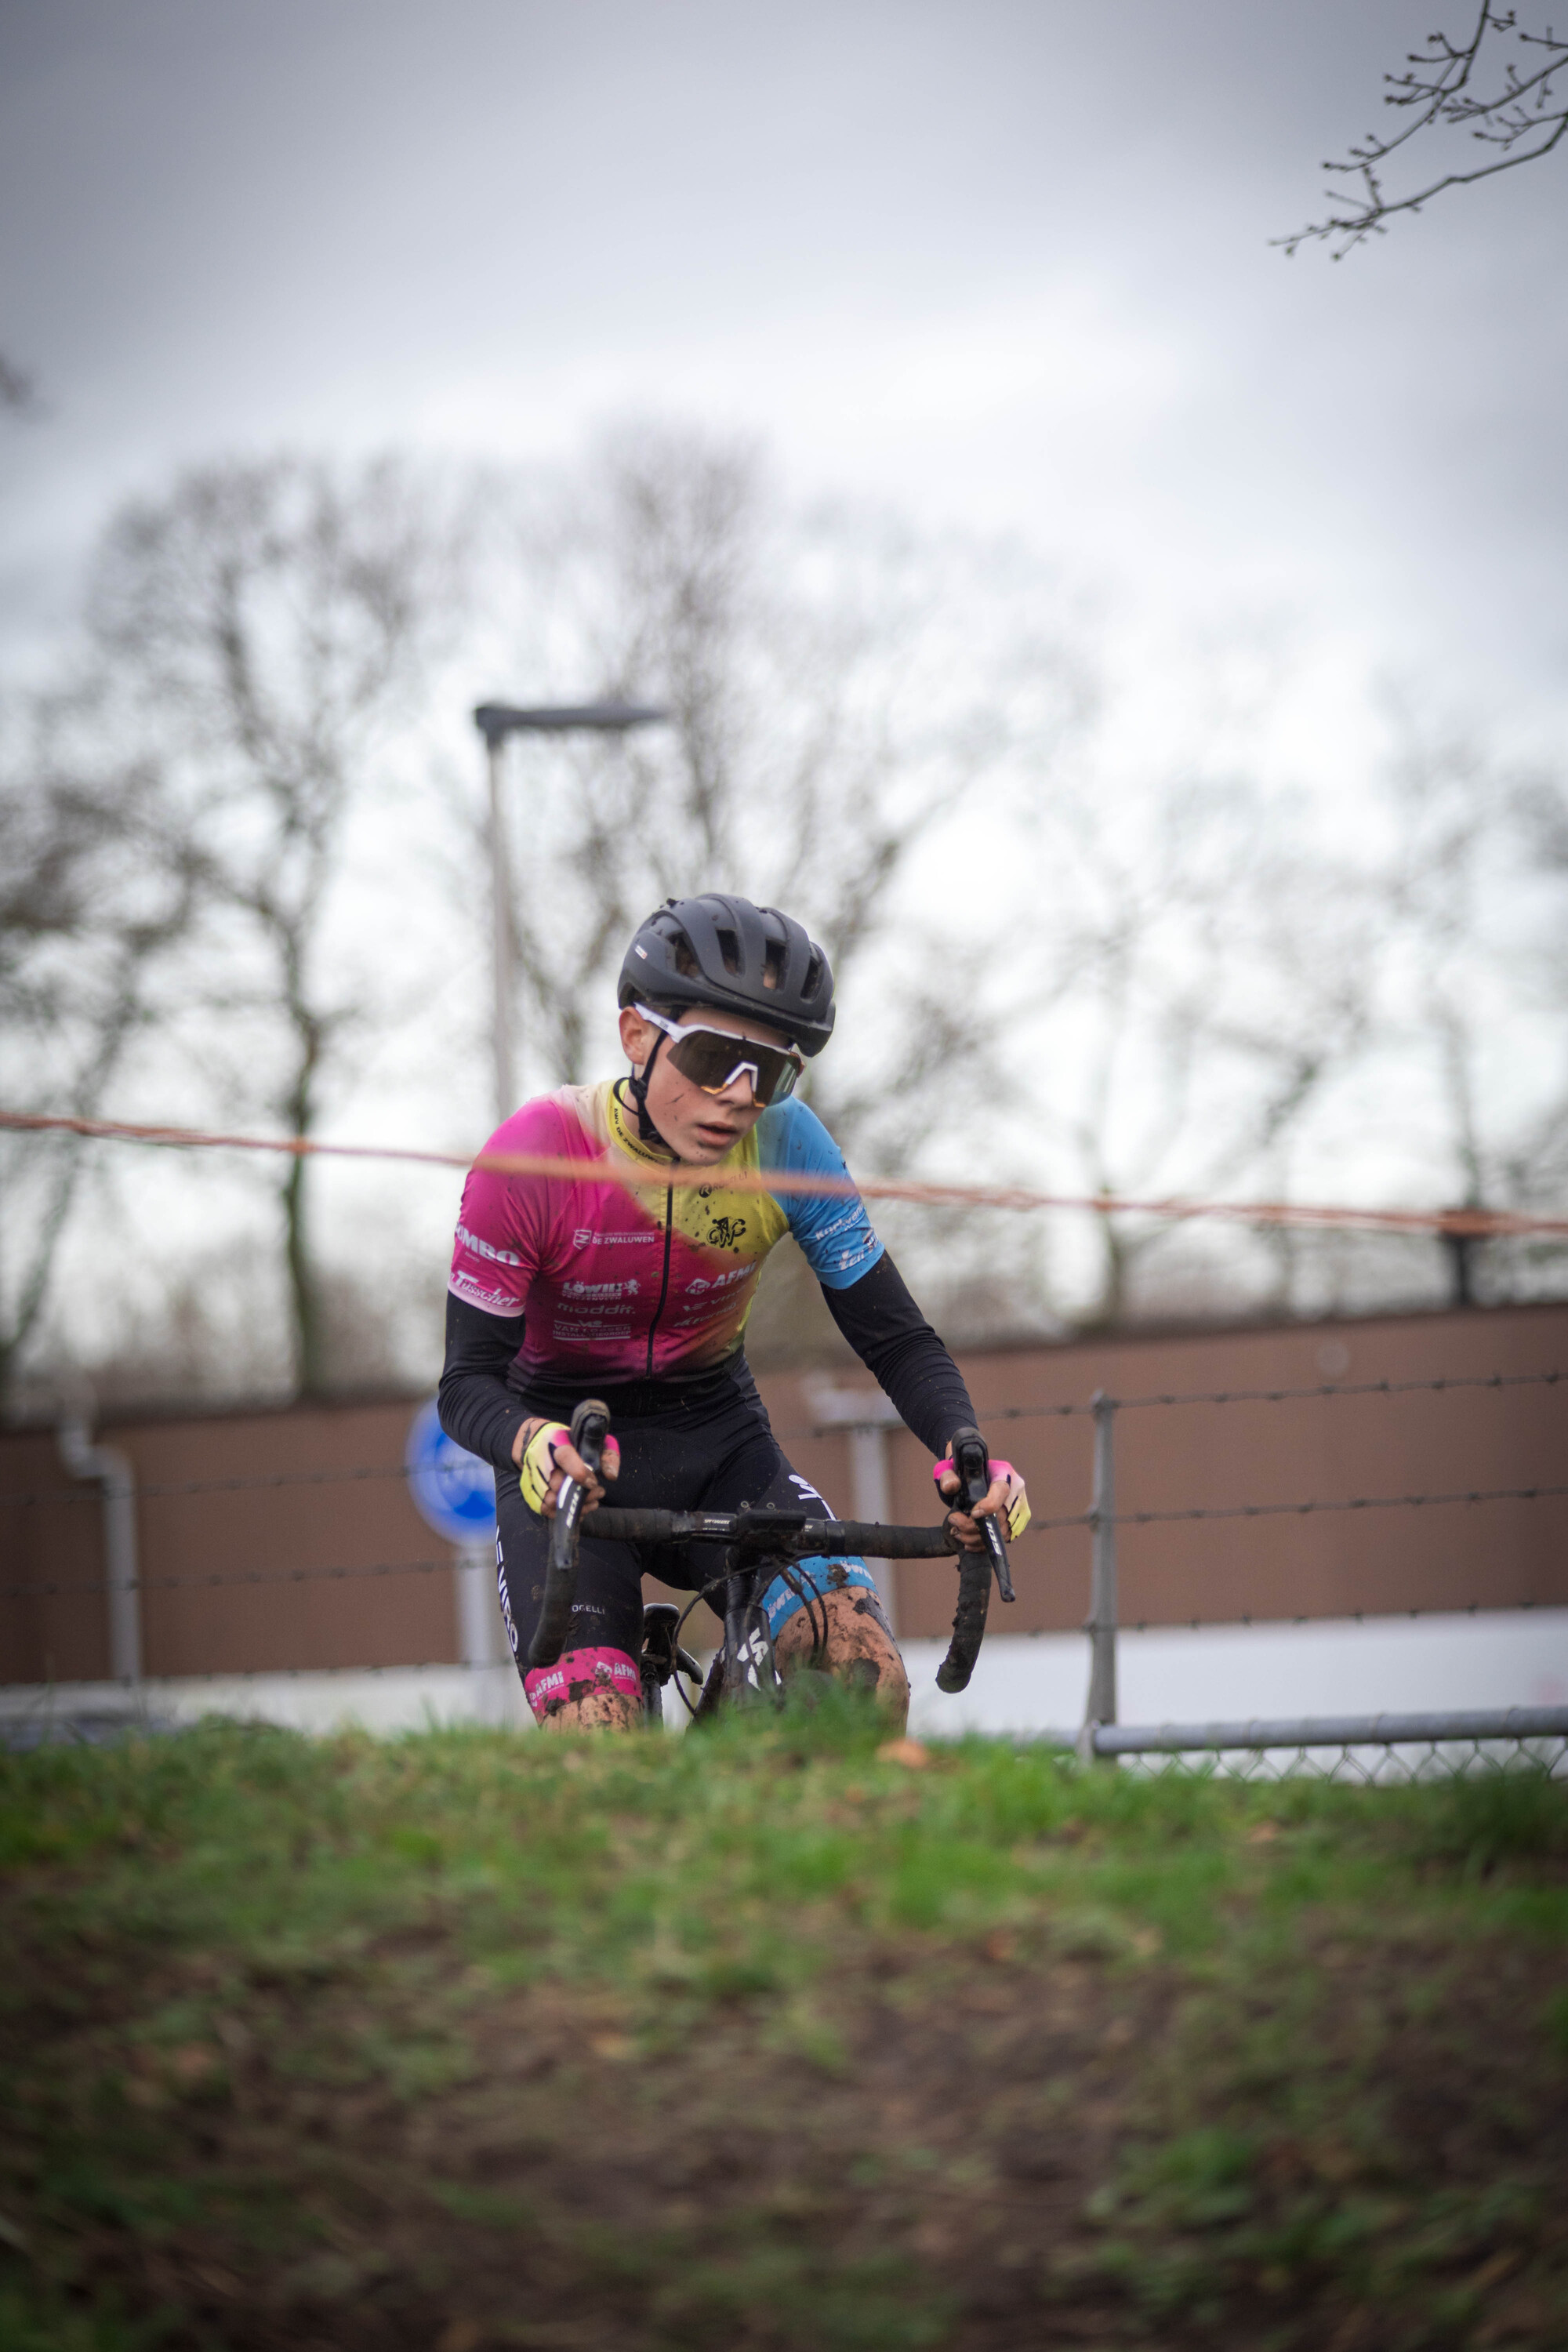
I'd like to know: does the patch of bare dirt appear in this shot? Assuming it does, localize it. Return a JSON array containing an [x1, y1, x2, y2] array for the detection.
[[4, 1919, 1567, 2348]]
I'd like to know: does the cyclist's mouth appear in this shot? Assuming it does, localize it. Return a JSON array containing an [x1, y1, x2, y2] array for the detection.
[[693, 1119, 743, 1149]]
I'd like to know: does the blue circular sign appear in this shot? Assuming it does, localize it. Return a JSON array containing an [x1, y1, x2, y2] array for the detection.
[[405, 1399, 497, 1547]]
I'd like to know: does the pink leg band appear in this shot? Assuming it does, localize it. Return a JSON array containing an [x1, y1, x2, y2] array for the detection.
[[524, 1645, 641, 1722]]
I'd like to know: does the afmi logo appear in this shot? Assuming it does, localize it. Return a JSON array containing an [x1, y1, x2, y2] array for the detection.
[[572, 1228, 658, 1248], [686, 1266, 750, 1295]]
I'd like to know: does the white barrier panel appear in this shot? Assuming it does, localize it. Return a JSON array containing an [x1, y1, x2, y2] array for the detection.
[[906, 1607, 1568, 1740], [2, 1609, 1565, 1746]]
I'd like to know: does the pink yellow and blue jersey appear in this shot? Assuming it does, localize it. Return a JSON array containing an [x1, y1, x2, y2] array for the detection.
[[448, 1081, 884, 1382]]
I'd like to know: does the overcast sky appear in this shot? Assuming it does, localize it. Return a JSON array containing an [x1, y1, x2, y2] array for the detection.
[[5, 0, 1567, 1364], [2, 1, 1565, 744]]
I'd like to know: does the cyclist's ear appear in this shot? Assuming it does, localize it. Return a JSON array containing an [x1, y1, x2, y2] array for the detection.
[[619, 1005, 658, 1069]]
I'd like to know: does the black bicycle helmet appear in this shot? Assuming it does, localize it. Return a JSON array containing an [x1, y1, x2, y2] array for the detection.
[[618, 894, 836, 1055]]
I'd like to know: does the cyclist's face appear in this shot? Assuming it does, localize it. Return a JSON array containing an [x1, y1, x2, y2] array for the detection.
[[619, 1004, 792, 1163]]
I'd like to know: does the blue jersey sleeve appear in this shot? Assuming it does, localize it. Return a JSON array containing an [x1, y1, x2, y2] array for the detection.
[[757, 1098, 885, 1290]]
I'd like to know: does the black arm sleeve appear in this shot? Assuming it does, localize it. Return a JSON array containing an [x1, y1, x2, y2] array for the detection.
[[437, 1293, 533, 1475], [821, 1250, 975, 1458]]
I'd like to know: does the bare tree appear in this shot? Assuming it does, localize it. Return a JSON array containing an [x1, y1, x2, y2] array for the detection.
[[1385, 731, 1492, 1248], [466, 430, 1411, 1340], [1001, 766, 1377, 1327], [1232, 717, 1568, 1316], [0, 743, 196, 1395], [471, 424, 1076, 1152], [1280, 4, 1568, 256], [1377, 735, 1568, 1301], [70, 453, 455, 1393], [1508, 771, 1568, 1258]]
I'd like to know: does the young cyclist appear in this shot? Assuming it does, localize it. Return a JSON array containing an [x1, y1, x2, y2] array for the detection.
[[437, 892, 1029, 1731]]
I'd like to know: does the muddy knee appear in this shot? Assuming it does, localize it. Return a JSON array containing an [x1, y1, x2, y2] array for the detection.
[[779, 1588, 909, 1723], [525, 1645, 642, 1733], [535, 1688, 641, 1733]]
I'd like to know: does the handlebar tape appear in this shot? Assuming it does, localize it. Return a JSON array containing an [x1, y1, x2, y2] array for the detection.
[[527, 1397, 610, 1671], [936, 1424, 1011, 1694], [954, 1427, 1016, 1602], [584, 1508, 959, 1555], [936, 1548, 992, 1695]]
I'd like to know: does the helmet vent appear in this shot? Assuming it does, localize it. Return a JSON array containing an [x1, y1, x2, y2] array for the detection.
[[763, 938, 786, 992], [716, 926, 741, 975], [803, 950, 823, 1000]]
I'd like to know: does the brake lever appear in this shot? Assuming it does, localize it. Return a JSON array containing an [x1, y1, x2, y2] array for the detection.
[[550, 1396, 608, 1560], [529, 1397, 610, 1671], [935, 1421, 1013, 1695], [953, 1425, 1014, 1603]]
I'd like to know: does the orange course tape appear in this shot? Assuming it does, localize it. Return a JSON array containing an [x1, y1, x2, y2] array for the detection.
[[2, 1107, 1566, 1240]]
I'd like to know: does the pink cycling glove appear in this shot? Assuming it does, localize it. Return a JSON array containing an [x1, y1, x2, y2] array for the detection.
[[932, 1454, 1031, 1541]]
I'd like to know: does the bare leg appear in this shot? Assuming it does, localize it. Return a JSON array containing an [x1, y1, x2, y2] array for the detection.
[[773, 1587, 910, 1730]]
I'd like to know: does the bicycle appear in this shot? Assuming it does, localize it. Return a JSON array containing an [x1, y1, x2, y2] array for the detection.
[[527, 1399, 1018, 1723]]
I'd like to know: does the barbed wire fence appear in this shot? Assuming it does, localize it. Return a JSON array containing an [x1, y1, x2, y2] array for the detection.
[[2, 1107, 1566, 1773], [3, 1363, 1565, 1775], [805, 1367, 1568, 1781]]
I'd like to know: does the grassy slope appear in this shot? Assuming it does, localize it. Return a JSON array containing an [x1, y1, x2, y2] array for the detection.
[[0, 1705, 1565, 2352]]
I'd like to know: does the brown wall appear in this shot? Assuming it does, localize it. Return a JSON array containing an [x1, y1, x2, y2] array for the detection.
[[774, 1301, 1567, 1642], [1, 1399, 459, 1685], [3, 1302, 1565, 1684]]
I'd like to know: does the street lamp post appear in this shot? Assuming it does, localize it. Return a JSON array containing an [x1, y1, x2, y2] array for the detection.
[[473, 700, 667, 1123]]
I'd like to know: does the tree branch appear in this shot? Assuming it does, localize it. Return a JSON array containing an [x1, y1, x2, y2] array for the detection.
[[1278, 5, 1568, 255]]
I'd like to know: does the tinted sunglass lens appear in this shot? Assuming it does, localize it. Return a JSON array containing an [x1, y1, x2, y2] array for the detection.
[[670, 1034, 743, 1091], [668, 1033, 796, 1103]]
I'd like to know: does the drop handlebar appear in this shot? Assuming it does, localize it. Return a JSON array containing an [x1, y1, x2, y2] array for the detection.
[[935, 1423, 1015, 1694], [526, 1410, 1019, 1697], [585, 1507, 962, 1557]]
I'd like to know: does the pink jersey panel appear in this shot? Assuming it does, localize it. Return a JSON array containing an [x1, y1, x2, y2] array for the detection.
[[447, 1088, 768, 1381]]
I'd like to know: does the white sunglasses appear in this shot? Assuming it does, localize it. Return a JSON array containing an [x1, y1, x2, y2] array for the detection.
[[633, 1004, 805, 1105]]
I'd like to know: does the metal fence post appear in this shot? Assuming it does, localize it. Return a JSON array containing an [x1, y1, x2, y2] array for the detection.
[[59, 1415, 141, 1686], [456, 1541, 504, 1670], [1081, 1390, 1118, 1745]]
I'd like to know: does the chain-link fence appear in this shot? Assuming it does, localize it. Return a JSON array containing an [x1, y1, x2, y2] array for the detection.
[[1063, 1704, 1568, 1780]]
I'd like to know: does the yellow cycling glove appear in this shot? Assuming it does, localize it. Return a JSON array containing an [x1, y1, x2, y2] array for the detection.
[[518, 1420, 572, 1516]]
